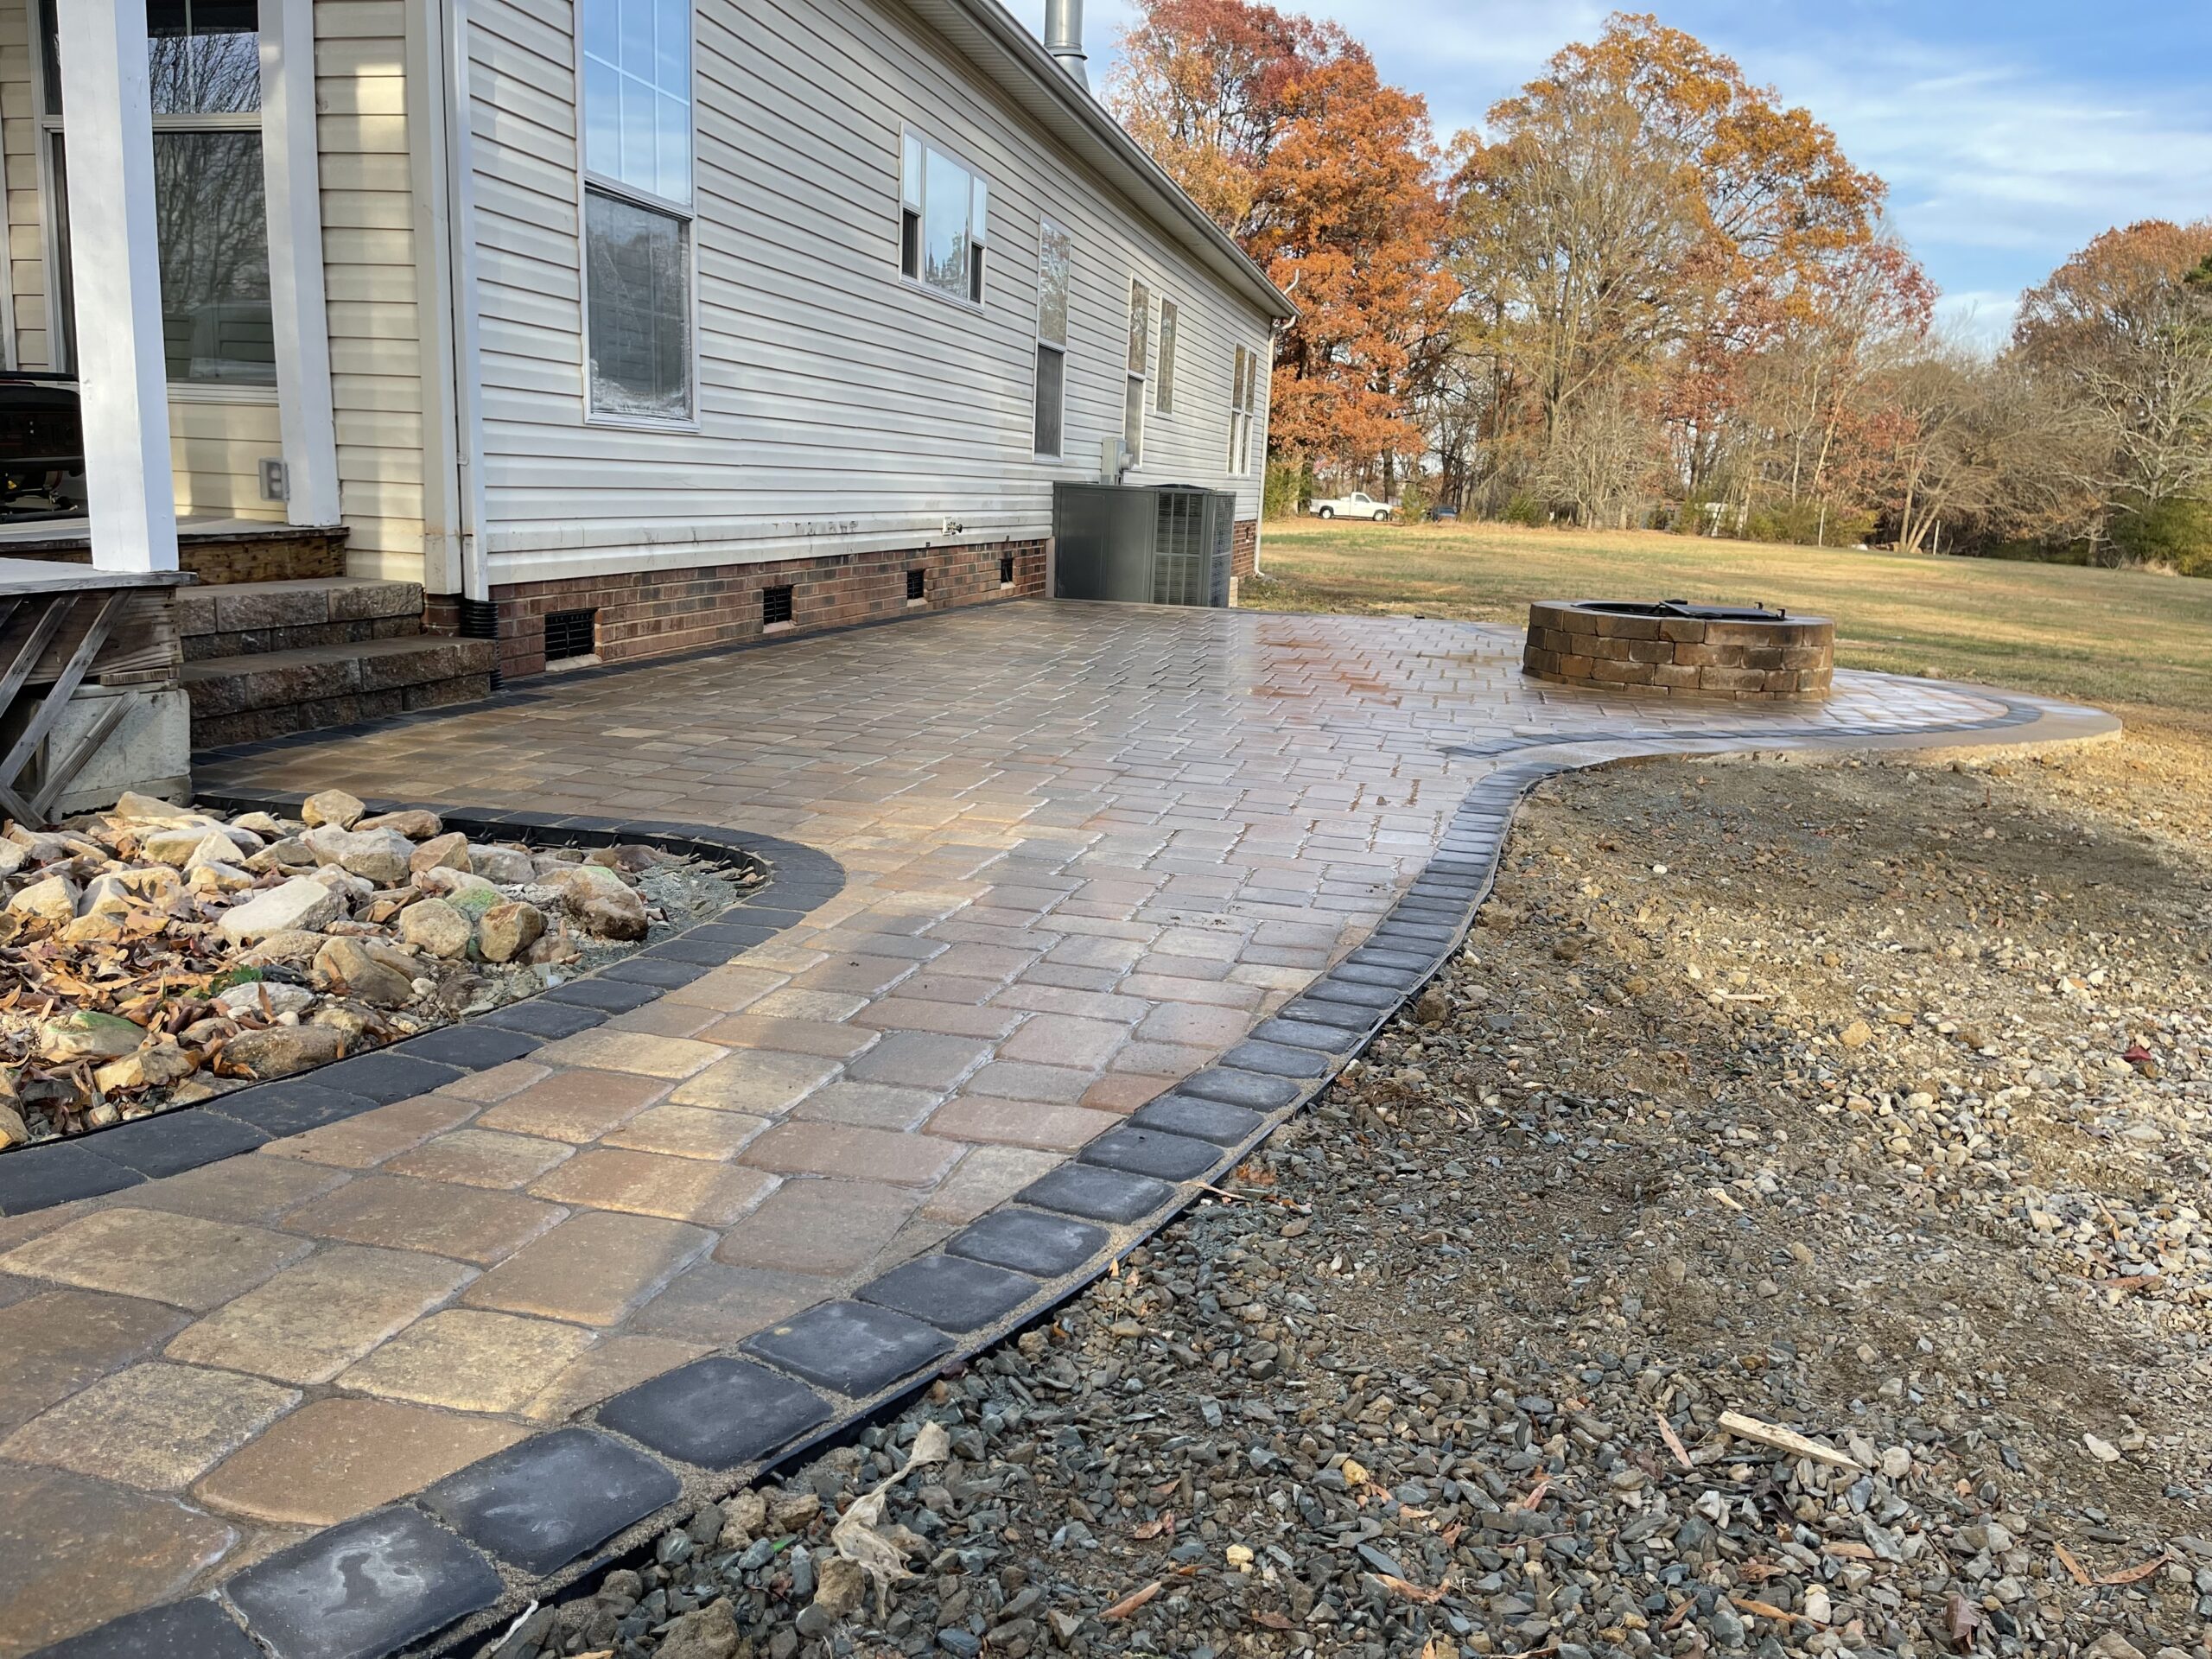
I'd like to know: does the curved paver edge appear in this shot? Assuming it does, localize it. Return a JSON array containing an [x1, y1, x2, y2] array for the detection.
[[32, 680, 2113, 1659]]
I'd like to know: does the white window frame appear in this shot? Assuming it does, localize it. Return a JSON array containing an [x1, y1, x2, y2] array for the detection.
[[34, 0, 281, 401], [899, 127, 989, 310], [1123, 278, 1149, 467], [1229, 343, 1259, 475], [1154, 298, 1178, 416], [1033, 215, 1071, 460], [575, 0, 700, 430]]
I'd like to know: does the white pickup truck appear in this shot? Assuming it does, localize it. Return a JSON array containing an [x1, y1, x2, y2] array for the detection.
[[1311, 491, 1393, 520]]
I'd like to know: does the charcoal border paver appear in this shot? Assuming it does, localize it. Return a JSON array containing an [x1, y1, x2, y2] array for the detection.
[[224, 1505, 501, 1659], [594, 1357, 831, 1470], [855, 1254, 1038, 1332], [418, 1426, 680, 1575], [741, 1300, 955, 1396]]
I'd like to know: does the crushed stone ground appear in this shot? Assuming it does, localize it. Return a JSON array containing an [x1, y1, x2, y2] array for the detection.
[[498, 727, 2212, 1659]]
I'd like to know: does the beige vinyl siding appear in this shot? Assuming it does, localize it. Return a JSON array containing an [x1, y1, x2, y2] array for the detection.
[[168, 395, 284, 518], [464, 0, 1276, 583], [315, 0, 428, 579], [0, 0, 41, 369]]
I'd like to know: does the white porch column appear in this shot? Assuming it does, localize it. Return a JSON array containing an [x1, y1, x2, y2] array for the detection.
[[261, 0, 341, 526], [57, 0, 178, 574]]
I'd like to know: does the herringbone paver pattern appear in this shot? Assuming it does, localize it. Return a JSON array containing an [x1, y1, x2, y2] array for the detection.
[[0, 602, 2102, 1653]]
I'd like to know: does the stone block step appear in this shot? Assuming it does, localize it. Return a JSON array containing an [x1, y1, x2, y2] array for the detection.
[[177, 576, 425, 663], [183, 635, 498, 750]]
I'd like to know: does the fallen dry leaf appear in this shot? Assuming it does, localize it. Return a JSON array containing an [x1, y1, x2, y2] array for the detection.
[[2095, 1553, 2172, 1586], [1943, 1591, 1981, 1652], [1101, 1580, 1162, 1620], [1130, 1512, 1174, 1541], [1369, 1572, 1449, 1605], [2054, 1544, 2092, 1586]]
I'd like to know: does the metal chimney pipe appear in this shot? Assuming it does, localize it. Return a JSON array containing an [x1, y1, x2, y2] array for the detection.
[[1044, 0, 1086, 84]]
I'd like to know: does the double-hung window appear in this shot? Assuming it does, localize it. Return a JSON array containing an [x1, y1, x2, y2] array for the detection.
[[1033, 218, 1071, 457], [39, 0, 275, 385], [1154, 299, 1179, 415], [1229, 344, 1260, 474], [581, 0, 694, 422], [1123, 280, 1150, 466], [900, 133, 988, 304]]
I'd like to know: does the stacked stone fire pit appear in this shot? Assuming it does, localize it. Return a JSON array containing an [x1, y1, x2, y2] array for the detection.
[[1522, 599, 1835, 700]]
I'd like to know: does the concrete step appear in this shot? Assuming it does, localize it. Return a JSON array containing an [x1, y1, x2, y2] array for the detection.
[[176, 576, 426, 663], [183, 635, 498, 750]]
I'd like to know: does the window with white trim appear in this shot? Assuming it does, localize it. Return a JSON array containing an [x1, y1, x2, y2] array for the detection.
[[1155, 299, 1178, 415], [1123, 279, 1149, 465], [900, 132, 988, 304], [39, 0, 275, 385], [1033, 217, 1071, 457], [581, 0, 694, 421], [1230, 344, 1260, 474]]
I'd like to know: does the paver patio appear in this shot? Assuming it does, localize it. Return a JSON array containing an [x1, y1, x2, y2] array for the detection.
[[0, 601, 2111, 1654]]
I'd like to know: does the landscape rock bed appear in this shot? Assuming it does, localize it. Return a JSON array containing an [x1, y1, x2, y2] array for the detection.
[[0, 786, 753, 1153]]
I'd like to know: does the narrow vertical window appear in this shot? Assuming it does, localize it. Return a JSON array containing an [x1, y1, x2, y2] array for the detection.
[[581, 0, 694, 421], [1230, 344, 1260, 474], [899, 131, 989, 305], [1155, 300, 1178, 415], [1123, 279, 1149, 466], [1033, 217, 1071, 457]]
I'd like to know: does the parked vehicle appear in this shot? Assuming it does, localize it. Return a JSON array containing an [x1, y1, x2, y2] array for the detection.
[[1311, 491, 1392, 520], [0, 372, 86, 518]]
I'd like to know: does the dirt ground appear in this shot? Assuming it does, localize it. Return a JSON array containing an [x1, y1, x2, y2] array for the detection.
[[512, 720, 2212, 1659]]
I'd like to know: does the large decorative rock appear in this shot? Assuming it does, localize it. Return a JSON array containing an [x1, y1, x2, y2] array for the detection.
[[218, 876, 345, 944], [81, 866, 185, 918], [416, 867, 499, 900], [307, 866, 374, 908], [238, 928, 329, 966], [477, 900, 545, 964], [357, 809, 443, 840], [8, 874, 80, 933], [410, 833, 472, 877], [226, 1025, 346, 1079], [39, 1010, 147, 1063], [213, 981, 317, 1020], [230, 811, 293, 838], [0, 842, 24, 879], [111, 790, 192, 822], [561, 864, 648, 941], [470, 844, 537, 885], [143, 820, 258, 867], [246, 837, 319, 874], [60, 912, 126, 945], [302, 788, 366, 830], [399, 898, 473, 960], [92, 1042, 200, 1093], [302, 825, 414, 886], [313, 937, 418, 1008], [188, 862, 257, 897], [183, 831, 246, 872]]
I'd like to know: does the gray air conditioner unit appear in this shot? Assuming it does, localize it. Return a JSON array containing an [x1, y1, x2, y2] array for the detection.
[[1052, 482, 1235, 607]]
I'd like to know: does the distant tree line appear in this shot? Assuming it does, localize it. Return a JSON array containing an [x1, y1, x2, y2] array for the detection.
[[1109, 3, 2212, 573]]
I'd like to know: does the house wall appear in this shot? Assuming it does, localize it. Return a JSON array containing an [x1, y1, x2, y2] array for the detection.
[[461, 0, 1279, 603]]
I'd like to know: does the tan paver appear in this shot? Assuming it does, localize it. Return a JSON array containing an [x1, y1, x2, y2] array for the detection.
[[669, 1048, 843, 1114], [529, 1029, 728, 1078], [194, 1397, 527, 1526], [597, 1000, 726, 1038], [1, 1362, 298, 1491], [715, 1179, 923, 1274], [604, 1103, 772, 1160], [998, 1014, 1132, 1069], [259, 1092, 478, 1168], [920, 1147, 1071, 1224], [383, 1128, 573, 1189], [741, 1121, 965, 1186], [164, 1246, 472, 1385], [474, 1067, 670, 1141], [924, 1096, 1122, 1152], [0, 1463, 236, 1658], [789, 1081, 942, 1130], [0, 1290, 188, 1435], [281, 1174, 564, 1264], [126, 1154, 348, 1224], [461, 1211, 714, 1325], [523, 1333, 712, 1422], [432, 1058, 553, 1103], [337, 1310, 596, 1413], [662, 965, 792, 1011], [693, 1014, 880, 1057], [529, 1148, 777, 1224], [630, 1263, 831, 1344], [0, 1208, 311, 1313]]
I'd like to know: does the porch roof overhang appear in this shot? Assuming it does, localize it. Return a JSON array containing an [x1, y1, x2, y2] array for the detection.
[[903, 0, 1298, 325]]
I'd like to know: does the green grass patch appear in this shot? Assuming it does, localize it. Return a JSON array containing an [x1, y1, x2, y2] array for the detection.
[[1248, 519, 2212, 717]]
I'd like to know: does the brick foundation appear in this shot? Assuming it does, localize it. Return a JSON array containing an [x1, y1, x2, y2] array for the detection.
[[440, 540, 1047, 682], [1522, 601, 1834, 700], [1230, 518, 1258, 579], [22, 527, 347, 583]]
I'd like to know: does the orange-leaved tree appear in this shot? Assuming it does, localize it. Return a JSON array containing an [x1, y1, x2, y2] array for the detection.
[[1109, 0, 1457, 480]]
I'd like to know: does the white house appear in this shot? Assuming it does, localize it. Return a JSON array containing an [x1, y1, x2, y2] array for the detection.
[[10, 0, 1288, 684]]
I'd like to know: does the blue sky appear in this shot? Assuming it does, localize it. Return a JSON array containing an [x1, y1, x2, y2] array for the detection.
[[1014, 0, 2212, 344]]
